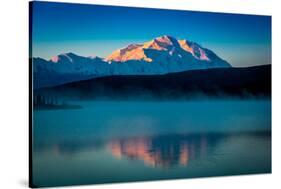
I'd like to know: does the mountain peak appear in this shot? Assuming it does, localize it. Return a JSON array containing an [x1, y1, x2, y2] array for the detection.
[[50, 52, 79, 63], [34, 36, 231, 89], [105, 43, 151, 62], [142, 35, 180, 50], [178, 40, 210, 61], [48, 36, 229, 67], [105, 35, 218, 63], [155, 35, 177, 44]]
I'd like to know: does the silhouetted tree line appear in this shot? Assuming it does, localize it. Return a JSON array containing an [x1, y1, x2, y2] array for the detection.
[[33, 94, 61, 107]]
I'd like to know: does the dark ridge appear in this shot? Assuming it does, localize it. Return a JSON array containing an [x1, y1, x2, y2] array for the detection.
[[34, 65, 271, 100]]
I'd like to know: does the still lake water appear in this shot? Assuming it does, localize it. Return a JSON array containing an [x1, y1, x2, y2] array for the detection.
[[32, 100, 271, 187]]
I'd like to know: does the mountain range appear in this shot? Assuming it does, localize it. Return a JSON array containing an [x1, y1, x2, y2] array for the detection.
[[33, 35, 231, 89]]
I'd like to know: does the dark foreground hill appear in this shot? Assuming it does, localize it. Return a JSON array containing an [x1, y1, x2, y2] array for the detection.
[[35, 65, 271, 100]]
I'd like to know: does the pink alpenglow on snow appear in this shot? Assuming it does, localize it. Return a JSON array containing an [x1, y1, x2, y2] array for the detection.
[[106, 35, 213, 62]]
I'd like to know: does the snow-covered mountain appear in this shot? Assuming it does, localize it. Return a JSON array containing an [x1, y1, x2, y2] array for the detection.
[[33, 53, 110, 89], [33, 35, 231, 89]]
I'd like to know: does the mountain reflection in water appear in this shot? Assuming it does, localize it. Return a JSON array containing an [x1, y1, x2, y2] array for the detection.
[[32, 130, 271, 187], [36, 133, 230, 168], [32, 100, 271, 187], [107, 134, 219, 168]]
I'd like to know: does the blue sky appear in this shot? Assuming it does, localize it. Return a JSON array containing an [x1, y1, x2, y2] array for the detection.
[[31, 1, 271, 67]]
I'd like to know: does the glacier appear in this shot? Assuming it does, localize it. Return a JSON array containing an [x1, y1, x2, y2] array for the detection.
[[33, 35, 231, 89]]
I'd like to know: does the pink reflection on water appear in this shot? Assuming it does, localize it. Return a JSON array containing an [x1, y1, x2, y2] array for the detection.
[[107, 135, 208, 168]]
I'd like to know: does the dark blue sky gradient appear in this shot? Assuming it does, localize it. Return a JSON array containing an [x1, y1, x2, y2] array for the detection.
[[31, 1, 271, 67]]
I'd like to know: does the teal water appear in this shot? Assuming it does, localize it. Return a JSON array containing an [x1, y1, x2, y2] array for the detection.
[[32, 100, 271, 187]]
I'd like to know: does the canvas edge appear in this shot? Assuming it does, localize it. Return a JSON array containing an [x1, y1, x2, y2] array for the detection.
[[31, 0, 271, 17], [27, 1, 272, 188], [28, 1, 36, 188]]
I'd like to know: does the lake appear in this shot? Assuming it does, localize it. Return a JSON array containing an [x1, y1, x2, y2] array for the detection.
[[32, 100, 271, 187]]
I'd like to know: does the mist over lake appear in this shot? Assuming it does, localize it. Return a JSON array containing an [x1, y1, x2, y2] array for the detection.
[[32, 100, 271, 187]]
